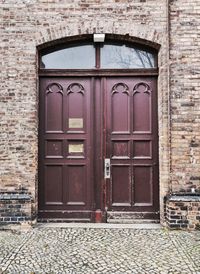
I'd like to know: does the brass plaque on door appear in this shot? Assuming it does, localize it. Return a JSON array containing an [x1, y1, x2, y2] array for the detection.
[[68, 143, 84, 153], [69, 118, 83, 128]]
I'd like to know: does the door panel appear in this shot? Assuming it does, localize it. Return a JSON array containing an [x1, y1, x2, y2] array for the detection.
[[134, 166, 152, 205], [67, 83, 86, 132], [112, 141, 130, 158], [133, 84, 151, 133], [111, 83, 130, 133], [111, 165, 132, 206], [44, 165, 63, 205], [39, 77, 93, 221], [66, 165, 86, 205], [105, 77, 159, 219], [133, 141, 152, 158], [45, 83, 63, 132]]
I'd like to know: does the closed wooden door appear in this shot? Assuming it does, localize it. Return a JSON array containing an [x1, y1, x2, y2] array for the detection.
[[105, 77, 159, 220], [39, 76, 159, 221], [38, 77, 94, 221]]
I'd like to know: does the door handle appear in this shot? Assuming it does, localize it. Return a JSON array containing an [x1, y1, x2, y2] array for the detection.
[[104, 158, 111, 179]]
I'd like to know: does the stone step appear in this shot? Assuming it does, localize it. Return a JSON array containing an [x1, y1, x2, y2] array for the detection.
[[107, 219, 160, 224]]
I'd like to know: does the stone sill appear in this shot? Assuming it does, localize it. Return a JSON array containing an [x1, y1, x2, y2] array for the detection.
[[168, 193, 200, 202], [0, 193, 31, 201]]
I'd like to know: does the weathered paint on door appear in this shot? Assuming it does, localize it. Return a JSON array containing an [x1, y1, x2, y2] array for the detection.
[[38, 76, 159, 221], [38, 78, 94, 221], [105, 77, 159, 220]]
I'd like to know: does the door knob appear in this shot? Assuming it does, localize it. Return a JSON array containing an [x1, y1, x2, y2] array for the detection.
[[104, 158, 111, 179]]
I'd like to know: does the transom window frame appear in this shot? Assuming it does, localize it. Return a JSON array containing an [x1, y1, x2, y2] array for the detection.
[[38, 34, 159, 76]]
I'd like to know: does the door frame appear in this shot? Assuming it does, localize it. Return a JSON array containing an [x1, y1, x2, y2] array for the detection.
[[38, 72, 159, 222], [38, 36, 160, 222]]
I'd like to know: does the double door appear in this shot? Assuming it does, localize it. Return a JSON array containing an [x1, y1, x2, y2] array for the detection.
[[38, 76, 159, 221]]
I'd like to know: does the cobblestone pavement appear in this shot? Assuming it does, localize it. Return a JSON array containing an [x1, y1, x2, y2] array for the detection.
[[0, 225, 199, 274]]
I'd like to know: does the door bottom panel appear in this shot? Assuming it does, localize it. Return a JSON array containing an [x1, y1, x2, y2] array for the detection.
[[106, 211, 160, 223], [38, 210, 93, 222]]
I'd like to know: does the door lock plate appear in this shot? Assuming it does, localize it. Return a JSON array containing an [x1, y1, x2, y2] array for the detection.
[[104, 158, 111, 179]]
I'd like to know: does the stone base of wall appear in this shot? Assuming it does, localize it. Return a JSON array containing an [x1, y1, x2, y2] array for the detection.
[[165, 194, 200, 230], [0, 192, 32, 224]]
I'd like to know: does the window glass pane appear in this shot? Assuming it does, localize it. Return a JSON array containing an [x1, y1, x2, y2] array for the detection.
[[101, 44, 156, 69], [41, 44, 95, 69]]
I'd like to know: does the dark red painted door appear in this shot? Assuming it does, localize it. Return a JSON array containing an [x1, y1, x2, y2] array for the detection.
[[38, 78, 94, 221], [39, 76, 159, 221], [105, 77, 159, 220]]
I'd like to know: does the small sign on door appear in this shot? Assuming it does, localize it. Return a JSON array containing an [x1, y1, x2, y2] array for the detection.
[[68, 143, 84, 153], [69, 118, 83, 128]]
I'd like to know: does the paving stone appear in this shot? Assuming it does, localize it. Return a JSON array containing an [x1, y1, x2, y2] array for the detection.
[[0, 228, 199, 274]]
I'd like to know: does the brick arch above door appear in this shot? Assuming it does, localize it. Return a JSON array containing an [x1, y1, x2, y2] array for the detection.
[[35, 21, 162, 48], [36, 32, 171, 225]]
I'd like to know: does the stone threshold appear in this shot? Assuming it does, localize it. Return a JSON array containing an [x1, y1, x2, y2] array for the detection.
[[35, 223, 161, 229]]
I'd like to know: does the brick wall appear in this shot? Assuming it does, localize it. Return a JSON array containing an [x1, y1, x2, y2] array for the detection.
[[165, 195, 200, 230], [0, 193, 32, 224], [169, 0, 200, 193], [0, 0, 199, 225]]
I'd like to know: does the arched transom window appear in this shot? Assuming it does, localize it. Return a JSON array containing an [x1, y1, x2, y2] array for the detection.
[[40, 42, 157, 69]]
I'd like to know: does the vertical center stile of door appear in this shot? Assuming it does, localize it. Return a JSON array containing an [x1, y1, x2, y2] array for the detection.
[[91, 76, 97, 213]]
